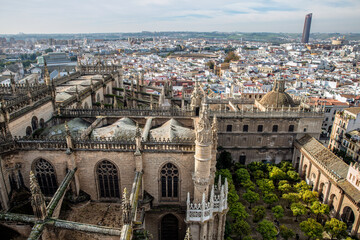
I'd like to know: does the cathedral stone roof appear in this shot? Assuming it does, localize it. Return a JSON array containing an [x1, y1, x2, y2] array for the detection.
[[258, 90, 296, 108], [41, 118, 90, 138], [91, 117, 140, 139], [150, 119, 194, 140]]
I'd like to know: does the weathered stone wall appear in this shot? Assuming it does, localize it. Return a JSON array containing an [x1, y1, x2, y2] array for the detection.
[[9, 101, 53, 137]]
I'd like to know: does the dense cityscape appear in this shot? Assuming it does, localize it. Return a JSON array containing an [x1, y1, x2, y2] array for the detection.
[[0, 7, 360, 240]]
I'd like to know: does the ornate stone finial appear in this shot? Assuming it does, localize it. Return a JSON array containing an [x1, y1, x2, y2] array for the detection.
[[113, 96, 118, 109], [65, 121, 70, 135], [64, 121, 73, 153], [184, 228, 192, 240], [44, 60, 50, 86], [122, 188, 131, 225], [30, 171, 47, 220], [195, 103, 212, 145], [211, 115, 218, 150], [190, 80, 202, 110]]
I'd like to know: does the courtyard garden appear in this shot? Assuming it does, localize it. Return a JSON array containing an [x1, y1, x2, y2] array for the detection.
[[216, 149, 356, 240]]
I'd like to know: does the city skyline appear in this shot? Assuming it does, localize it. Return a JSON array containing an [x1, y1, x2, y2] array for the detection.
[[0, 0, 360, 34]]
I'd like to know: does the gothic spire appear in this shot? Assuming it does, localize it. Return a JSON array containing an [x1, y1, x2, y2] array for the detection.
[[30, 171, 47, 220], [44, 60, 50, 86]]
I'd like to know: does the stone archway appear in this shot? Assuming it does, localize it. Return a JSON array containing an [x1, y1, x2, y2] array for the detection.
[[31, 116, 38, 131], [328, 194, 337, 211], [302, 164, 307, 178], [341, 206, 356, 231], [318, 182, 325, 202], [160, 214, 179, 240]]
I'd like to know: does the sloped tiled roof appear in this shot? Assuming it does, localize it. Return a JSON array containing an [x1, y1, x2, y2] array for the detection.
[[296, 134, 348, 179]]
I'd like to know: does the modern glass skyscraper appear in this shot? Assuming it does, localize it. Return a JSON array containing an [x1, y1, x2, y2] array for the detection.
[[302, 13, 312, 43]]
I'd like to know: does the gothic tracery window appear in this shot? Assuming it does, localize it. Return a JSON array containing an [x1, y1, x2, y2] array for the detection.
[[160, 163, 179, 201], [33, 159, 58, 196], [97, 160, 120, 199]]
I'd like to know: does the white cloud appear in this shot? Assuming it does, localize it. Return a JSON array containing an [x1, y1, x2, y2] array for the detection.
[[0, 0, 359, 33]]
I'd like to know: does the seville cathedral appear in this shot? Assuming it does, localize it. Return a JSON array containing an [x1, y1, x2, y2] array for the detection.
[[0, 60, 360, 239]]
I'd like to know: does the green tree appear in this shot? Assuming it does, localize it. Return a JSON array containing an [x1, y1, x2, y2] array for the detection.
[[287, 170, 300, 182], [257, 179, 275, 193], [206, 61, 215, 70], [216, 150, 233, 170], [263, 192, 278, 208], [242, 179, 256, 191], [242, 237, 254, 240], [224, 220, 232, 238], [227, 186, 240, 206], [252, 206, 266, 222], [279, 225, 295, 240], [282, 193, 301, 207], [257, 220, 278, 240], [215, 169, 233, 185], [278, 183, 292, 193], [271, 205, 284, 220], [311, 201, 330, 222], [224, 51, 239, 63], [247, 162, 267, 173], [243, 190, 260, 208], [236, 168, 251, 183], [45, 48, 53, 53], [294, 181, 311, 193], [300, 218, 324, 240], [324, 218, 348, 240], [291, 202, 307, 221], [278, 180, 289, 186], [253, 170, 266, 180], [301, 190, 319, 207], [269, 166, 287, 182], [279, 161, 294, 172], [229, 202, 249, 220], [233, 219, 251, 238]]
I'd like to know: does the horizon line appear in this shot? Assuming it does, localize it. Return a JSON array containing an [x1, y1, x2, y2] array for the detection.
[[1, 31, 360, 36]]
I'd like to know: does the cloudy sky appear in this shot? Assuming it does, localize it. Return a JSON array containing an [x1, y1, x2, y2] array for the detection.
[[0, 0, 359, 34]]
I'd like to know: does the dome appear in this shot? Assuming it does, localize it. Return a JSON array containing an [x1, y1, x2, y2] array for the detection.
[[259, 90, 296, 108]]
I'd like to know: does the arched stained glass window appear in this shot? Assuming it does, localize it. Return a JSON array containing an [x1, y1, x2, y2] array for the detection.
[[33, 159, 57, 196], [160, 163, 179, 201], [97, 160, 120, 199]]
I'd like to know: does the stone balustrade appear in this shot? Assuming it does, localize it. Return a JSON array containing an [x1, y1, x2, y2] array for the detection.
[[13, 136, 195, 153], [186, 177, 228, 222]]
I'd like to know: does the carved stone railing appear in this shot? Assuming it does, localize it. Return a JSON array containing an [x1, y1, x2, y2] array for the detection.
[[79, 64, 121, 75], [186, 177, 228, 222], [209, 109, 324, 118], [57, 107, 195, 118], [53, 72, 81, 86], [13, 136, 195, 153]]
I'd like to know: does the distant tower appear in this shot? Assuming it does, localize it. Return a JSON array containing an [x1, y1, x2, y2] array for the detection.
[[302, 13, 312, 43]]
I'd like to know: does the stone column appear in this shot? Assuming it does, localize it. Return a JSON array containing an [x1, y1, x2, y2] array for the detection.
[[324, 181, 332, 204], [314, 170, 321, 191], [336, 190, 345, 218]]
